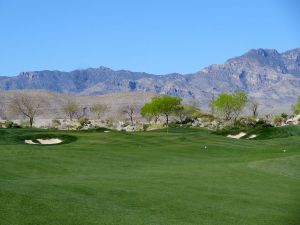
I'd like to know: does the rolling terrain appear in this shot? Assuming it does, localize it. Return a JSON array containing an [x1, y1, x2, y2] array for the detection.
[[0, 127, 299, 225]]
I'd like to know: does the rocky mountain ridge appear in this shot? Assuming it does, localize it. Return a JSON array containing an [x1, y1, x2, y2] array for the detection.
[[1, 48, 299, 113]]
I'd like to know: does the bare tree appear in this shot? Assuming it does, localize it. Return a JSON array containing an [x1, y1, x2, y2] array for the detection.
[[61, 101, 79, 121], [78, 106, 88, 119], [90, 103, 108, 119], [121, 105, 138, 125], [9, 93, 44, 127], [0, 92, 6, 119], [249, 99, 260, 118]]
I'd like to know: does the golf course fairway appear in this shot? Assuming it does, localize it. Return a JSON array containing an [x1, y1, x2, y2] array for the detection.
[[0, 127, 299, 225]]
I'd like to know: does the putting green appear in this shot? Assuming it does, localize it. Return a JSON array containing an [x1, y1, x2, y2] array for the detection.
[[0, 127, 299, 225]]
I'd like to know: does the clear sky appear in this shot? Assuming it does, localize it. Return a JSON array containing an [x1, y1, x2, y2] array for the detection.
[[0, 0, 299, 76]]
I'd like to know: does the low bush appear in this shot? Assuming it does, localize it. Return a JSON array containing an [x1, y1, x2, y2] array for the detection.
[[214, 117, 273, 135], [105, 118, 113, 127], [0, 120, 20, 128], [198, 113, 215, 123], [52, 119, 61, 127], [142, 124, 150, 131], [273, 115, 284, 126], [169, 121, 191, 128], [77, 118, 91, 127], [256, 118, 272, 127], [19, 120, 30, 128]]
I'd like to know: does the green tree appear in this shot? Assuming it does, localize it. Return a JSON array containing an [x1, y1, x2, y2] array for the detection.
[[291, 97, 300, 115], [141, 96, 182, 127], [214, 90, 248, 124], [140, 102, 160, 123]]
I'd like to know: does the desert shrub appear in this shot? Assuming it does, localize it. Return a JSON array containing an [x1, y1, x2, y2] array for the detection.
[[198, 113, 215, 123], [273, 115, 284, 126], [169, 121, 191, 128], [121, 121, 131, 127], [168, 121, 178, 128], [76, 125, 83, 130], [175, 117, 193, 125], [52, 119, 61, 127], [105, 118, 113, 127], [215, 116, 273, 135], [142, 124, 150, 131], [77, 118, 91, 127], [0, 120, 20, 128], [201, 116, 213, 124], [66, 124, 78, 130], [256, 119, 272, 128], [20, 120, 30, 128], [191, 110, 202, 120], [3, 120, 13, 128], [281, 113, 288, 120], [234, 116, 257, 128]]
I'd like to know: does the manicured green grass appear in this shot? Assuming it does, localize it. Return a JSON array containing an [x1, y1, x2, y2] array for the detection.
[[0, 127, 299, 225]]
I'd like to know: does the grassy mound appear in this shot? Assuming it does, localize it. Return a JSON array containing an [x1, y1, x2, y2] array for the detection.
[[250, 125, 300, 139], [215, 125, 300, 140]]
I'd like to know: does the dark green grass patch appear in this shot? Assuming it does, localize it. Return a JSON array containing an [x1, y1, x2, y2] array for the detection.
[[0, 128, 77, 145], [214, 125, 300, 140]]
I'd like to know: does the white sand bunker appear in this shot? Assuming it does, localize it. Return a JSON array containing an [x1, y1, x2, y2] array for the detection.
[[25, 138, 62, 145], [25, 140, 38, 145], [248, 134, 257, 139], [227, 132, 247, 139]]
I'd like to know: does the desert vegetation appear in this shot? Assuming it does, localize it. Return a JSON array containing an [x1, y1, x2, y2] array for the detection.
[[8, 93, 45, 128]]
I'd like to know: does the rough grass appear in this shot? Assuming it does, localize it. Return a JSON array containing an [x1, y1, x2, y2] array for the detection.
[[0, 127, 299, 225]]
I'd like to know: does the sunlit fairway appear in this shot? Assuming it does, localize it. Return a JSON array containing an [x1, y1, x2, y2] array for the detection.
[[0, 127, 299, 225]]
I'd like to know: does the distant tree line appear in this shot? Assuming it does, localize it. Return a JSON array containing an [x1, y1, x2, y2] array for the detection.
[[1, 90, 299, 128]]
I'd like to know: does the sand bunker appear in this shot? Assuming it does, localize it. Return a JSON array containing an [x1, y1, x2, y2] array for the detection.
[[25, 140, 38, 145], [248, 134, 257, 139], [25, 138, 62, 145], [227, 132, 246, 139]]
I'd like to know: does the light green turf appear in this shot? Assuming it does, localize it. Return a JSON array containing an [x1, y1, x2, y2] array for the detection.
[[0, 127, 299, 225]]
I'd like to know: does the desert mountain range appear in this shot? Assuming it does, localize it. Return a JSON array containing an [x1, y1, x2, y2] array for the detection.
[[1, 48, 299, 113]]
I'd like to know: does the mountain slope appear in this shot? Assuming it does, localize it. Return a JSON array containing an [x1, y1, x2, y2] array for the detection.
[[0, 48, 299, 113]]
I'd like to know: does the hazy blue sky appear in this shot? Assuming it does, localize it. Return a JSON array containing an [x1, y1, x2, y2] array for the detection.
[[0, 0, 299, 76]]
